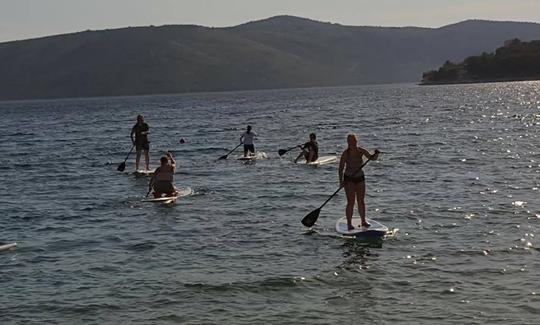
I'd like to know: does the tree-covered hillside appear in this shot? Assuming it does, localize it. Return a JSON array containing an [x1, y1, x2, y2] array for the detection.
[[2, 16, 540, 100], [422, 39, 540, 84]]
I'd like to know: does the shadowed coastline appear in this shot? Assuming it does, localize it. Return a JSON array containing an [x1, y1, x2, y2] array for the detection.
[[421, 39, 540, 85], [3, 16, 540, 100]]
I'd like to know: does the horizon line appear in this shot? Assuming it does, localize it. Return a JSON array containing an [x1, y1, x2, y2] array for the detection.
[[2, 15, 540, 44]]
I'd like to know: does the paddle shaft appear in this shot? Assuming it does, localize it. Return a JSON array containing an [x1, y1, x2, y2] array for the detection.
[[318, 186, 342, 209], [123, 145, 135, 163], [117, 145, 135, 171], [220, 143, 243, 159], [287, 145, 300, 151], [146, 175, 155, 197], [280, 145, 301, 155]]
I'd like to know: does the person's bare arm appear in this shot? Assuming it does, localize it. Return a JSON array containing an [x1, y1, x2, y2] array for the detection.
[[338, 150, 347, 187], [130, 127, 136, 144], [167, 152, 176, 172], [360, 147, 379, 160]]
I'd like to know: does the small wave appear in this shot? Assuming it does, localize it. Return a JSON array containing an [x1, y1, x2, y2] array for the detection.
[[44, 239, 101, 251], [188, 187, 213, 196], [48, 302, 122, 315], [125, 241, 158, 251], [177, 146, 231, 153], [154, 314, 187, 322], [101, 235, 123, 242], [184, 276, 308, 293], [7, 132, 35, 137]]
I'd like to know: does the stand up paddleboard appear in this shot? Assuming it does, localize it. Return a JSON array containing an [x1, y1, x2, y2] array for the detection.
[[142, 186, 193, 203], [133, 169, 155, 176], [0, 242, 17, 252], [298, 155, 337, 166], [335, 217, 388, 238], [237, 152, 267, 161]]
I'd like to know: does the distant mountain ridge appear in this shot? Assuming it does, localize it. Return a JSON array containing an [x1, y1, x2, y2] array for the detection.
[[2, 16, 540, 100]]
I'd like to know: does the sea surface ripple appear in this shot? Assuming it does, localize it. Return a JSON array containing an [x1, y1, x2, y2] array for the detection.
[[0, 82, 539, 324]]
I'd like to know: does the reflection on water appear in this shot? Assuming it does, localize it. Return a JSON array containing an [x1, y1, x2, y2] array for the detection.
[[0, 82, 539, 324], [340, 241, 376, 270]]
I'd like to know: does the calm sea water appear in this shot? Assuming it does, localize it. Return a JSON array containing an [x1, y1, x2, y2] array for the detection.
[[0, 83, 539, 324]]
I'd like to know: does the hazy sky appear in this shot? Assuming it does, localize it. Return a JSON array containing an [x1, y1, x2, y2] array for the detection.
[[1, 0, 540, 42]]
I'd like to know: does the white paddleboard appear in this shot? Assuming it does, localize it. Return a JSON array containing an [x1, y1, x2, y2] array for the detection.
[[142, 186, 193, 203], [237, 152, 267, 161], [299, 155, 337, 166], [133, 169, 155, 176], [335, 217, 388, 238], [0, 242, 17, 252]]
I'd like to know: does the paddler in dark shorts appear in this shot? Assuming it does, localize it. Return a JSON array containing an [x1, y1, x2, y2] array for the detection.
[[130, 115, 150, 171], [294, 133, 319, 163], [338, 133, 379, 230], [149, 152, 177, 198], [240, 125, 257, 157]]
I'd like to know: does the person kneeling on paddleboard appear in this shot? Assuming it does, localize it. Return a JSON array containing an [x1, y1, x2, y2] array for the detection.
[[149, 152, 177, 198], [294, 133, 319, 163], [339, 133, 379, 231], [240, 125, 257, 157]]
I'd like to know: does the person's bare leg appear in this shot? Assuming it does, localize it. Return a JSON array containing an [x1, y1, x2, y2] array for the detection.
[[135, 149, 141, 171], [144, 149, 150, 170], [356, 182, 369, 227], [307, 151, 314, 163], [344, 182, 356, 230], [294, 151, 308, 163]]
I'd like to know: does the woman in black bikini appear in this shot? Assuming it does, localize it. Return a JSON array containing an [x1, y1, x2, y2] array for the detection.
[[339, 133, 379, 231]]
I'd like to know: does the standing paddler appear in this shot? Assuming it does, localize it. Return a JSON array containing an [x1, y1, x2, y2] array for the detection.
[[338, 133, 380, 230], [240, 125, 257, 157], [130, 114, 150, 171]]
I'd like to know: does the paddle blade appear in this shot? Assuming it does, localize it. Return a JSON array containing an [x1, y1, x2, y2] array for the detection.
[[117, 162, 126, 172], [301, 208, 321, 227], [218, 155, 228, 160], [278, 149, 287, 156]]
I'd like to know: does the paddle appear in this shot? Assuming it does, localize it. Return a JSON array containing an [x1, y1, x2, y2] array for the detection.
[[117, 145, 135, 172], [301, 154, 376, 227], [145, 176, 154, 198], [278, 145, 301, 157], [218, 143, 242, 160]]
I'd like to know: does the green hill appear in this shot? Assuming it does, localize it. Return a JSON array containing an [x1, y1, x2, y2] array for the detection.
[[421, 39, 540, 84], [2, 16, 540, 100]]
